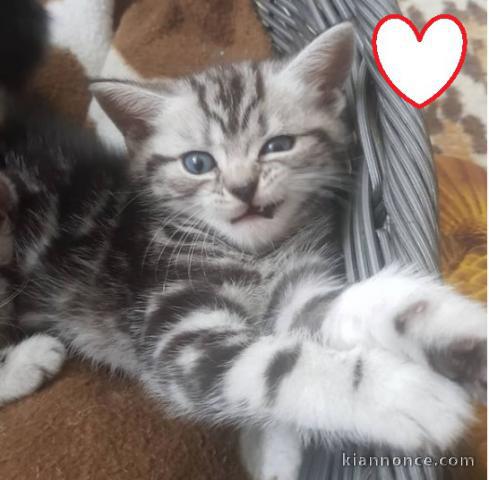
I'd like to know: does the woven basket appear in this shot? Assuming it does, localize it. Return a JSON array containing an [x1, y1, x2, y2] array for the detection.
[[253, 1, 442, 479]]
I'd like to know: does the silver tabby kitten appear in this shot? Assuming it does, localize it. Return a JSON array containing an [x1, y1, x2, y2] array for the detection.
[[0, 23, 486, 480]]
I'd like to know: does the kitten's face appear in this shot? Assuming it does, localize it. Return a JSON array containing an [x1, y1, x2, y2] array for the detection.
[[92, 24, 354, 252]]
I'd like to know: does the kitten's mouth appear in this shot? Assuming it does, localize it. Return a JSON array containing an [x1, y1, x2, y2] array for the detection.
[[230, 201, 283, 224]]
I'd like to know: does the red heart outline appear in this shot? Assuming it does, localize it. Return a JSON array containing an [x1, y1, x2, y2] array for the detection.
[[372, 14, 468, 109]]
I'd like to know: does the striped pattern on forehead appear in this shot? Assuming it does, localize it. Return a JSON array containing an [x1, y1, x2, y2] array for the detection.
[[189, 63, 267, 138]]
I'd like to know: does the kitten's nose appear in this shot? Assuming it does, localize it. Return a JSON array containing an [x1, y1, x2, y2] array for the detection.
[[229, 181, 257, 204]]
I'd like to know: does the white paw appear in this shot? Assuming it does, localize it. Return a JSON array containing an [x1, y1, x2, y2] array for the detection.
[[365, 353, 473, 451], [328, 267, 486, 398], [240, 425, 302, 480], [0, 334, 66, 405]]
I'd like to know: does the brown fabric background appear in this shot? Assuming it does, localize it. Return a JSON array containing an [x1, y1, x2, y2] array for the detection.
[[0, 0, 486, 479], [0, 362, 249, 480]]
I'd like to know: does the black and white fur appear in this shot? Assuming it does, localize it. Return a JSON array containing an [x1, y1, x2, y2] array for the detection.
[[0, 8, 485, 479], [0, 0, 66, 407]]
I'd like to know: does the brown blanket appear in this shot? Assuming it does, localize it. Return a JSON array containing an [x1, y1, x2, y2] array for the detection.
[[0, 1, 486, 479]]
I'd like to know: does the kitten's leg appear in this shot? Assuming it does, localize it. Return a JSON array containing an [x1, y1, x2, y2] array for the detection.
[[240, 424, 302, 480], [322, 267, 487, 399], [259, 258, 485, 479], [254, 258, 345, 480], [141, 293, 471, 452], [0, 334, 66, 406], [266, 260, 485, 373]]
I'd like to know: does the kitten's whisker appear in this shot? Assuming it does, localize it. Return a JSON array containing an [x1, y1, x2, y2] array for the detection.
[[172, 213, 202, 283], [0, 278, 29, 310], [141, 203, 197, 272], [159, 210, 204, 287]]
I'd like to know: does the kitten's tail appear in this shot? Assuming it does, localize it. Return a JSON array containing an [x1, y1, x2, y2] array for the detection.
[[0, 0, 48, 91]]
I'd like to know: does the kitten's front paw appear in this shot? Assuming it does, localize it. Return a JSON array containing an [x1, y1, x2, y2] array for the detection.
[[333, 268, 486, 398], [371, 359, 473, 451], [427, 339, 486, 403], [1, 334, 66, 403], [388, 277, 486, 399]]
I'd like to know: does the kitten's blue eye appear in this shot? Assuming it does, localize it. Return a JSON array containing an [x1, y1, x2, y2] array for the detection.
[[260, 135, 295, 155], [182, 151, 216, 175]]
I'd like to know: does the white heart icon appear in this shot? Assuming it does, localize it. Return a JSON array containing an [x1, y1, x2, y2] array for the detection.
[[373, 15, 467, 108]]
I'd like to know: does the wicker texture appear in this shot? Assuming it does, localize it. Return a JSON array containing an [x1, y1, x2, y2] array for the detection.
[[253, 1, 441, 479], [254, 0, 438, 278]]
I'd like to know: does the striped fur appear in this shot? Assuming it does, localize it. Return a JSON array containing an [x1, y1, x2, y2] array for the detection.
[[0, 0, 67, 407]]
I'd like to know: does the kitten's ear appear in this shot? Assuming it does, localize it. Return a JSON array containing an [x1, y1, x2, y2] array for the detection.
[[90, 80, 163, 147], [284, 22, 355, 102]]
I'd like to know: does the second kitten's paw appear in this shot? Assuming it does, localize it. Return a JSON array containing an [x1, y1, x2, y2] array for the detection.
[[0, 334, 66, 404]]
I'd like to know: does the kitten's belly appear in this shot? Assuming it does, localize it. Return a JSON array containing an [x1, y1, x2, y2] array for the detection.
[[14, 230, 266, 375], [15, 266, 142, 375]]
